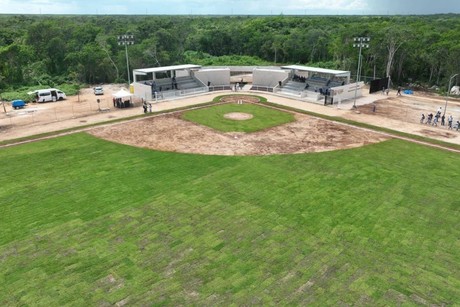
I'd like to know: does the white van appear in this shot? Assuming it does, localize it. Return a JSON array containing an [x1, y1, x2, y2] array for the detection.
[[33, 88, 66, 103]]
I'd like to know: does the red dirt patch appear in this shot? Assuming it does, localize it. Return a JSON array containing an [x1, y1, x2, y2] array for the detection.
[[88, 111, 389, 156], [419, 129, 457, 139]]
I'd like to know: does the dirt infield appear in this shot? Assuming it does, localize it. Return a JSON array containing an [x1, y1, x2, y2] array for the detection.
[[88, 107, 389, 156]]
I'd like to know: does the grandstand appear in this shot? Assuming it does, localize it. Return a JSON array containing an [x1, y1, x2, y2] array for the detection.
[[277, 65, 350, 100], [131, 64, 361, 105], [132, 64, 207, 101]]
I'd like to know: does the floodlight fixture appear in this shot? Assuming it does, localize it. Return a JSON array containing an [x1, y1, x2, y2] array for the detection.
[[352, 37, 371, 108], [118, 34, 135, 86]]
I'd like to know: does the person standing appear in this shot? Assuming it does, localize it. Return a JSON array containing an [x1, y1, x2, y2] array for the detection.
[[441, 114, 445, 126], [397, 86, 402, 96], [433, 115, 438, 126], [434, 111, 440, 126], [426, 113, 433, 125], [420, 113, 425, 124], [448, 115, 453, 129]]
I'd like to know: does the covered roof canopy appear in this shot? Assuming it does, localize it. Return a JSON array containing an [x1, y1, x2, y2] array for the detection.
[[112, 88, 133, 99], [281, 65, 350, 78], [133, 64, 201, 75]]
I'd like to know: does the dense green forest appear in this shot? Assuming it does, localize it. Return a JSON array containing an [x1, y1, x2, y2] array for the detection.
[[0, 14, 459, 91]]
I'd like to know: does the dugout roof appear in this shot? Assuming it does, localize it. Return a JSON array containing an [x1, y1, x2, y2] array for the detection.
[[134, 64, 201, 75], [281, 65, 350, 78]]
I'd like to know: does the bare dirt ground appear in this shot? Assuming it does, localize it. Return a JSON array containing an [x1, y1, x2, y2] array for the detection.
[[88, 107, 389, 156], [0, 84, 143, 140], [355, 94, 460, 140]]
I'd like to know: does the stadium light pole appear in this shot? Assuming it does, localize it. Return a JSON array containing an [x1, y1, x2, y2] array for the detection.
[[118, 34, 135, 87], [444, 73, 458, 116], [352, 37, 370, 108]]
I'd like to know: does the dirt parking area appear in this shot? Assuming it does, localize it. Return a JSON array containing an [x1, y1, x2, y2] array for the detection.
[[0, 84, 143, 140]]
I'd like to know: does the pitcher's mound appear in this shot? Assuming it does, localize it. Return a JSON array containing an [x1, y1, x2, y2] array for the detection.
[[224, 112, 254, 120]]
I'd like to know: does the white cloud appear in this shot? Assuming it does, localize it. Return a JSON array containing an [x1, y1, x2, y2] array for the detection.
[[280, 0, 368, 11], [1, 0, 80, 14]]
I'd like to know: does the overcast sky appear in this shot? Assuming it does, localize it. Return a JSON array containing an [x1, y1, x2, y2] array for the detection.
[[1, 0, 460, 15]]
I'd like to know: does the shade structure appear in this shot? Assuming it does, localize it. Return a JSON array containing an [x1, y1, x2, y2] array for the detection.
[[112, 88, 133, 99]]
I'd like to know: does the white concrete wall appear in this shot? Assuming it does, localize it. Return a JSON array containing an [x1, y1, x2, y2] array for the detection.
[[133, 82, 153, 101], [330, 82, 364, 101], [253, 69, 289, 87], [175, 70, 189, 78], [194, 68, 230, 86]]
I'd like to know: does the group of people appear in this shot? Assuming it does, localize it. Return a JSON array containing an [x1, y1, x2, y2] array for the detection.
[[293, 74, 308, 83], [233, 80, 244, 91], [113, 97, 131, 108], [142, 100, 152, 113], [420, 107, 459, 130]]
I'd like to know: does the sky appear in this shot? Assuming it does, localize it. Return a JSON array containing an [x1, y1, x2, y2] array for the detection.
[[1, 0, 460, 15]]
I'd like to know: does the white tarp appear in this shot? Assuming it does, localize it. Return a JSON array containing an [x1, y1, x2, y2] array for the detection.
[[450, 86, 460, 95], [112, 88, 133, 98]]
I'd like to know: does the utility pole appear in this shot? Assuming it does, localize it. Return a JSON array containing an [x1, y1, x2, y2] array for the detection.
[[118, 34, 135, 87], [444, 73, 459, 116], [352, 37, 370, 108]]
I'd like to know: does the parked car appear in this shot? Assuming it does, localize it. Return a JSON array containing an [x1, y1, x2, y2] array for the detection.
[[12, 99, 26, 109], [93, 86, 104, 95]]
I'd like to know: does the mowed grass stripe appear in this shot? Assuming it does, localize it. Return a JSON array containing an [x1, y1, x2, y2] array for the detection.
[[0, 133, 459, 305], [181, 102, 295, 132]]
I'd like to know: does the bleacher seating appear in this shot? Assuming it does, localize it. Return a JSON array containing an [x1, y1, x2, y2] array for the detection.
[[329, 81, 345, 88], [175, 76, 203, 90], [279, 80, 306, 95], [305, 76, 328, 90], [143, 76, 204, 92], [277, 75, 345, 98]]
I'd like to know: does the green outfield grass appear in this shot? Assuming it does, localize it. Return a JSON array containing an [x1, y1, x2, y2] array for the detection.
[[0, 133, 459, 305], [181, 102, 295, 132]]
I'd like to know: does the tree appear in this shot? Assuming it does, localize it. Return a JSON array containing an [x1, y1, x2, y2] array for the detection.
[[382, 27, 407, 81]]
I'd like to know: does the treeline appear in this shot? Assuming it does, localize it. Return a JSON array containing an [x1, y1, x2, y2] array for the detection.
[[0, 14, 459, 90]]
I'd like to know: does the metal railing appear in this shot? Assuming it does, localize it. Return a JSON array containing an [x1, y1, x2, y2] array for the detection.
[[208, 85, 231, 92], [251, 85, 274, 92]]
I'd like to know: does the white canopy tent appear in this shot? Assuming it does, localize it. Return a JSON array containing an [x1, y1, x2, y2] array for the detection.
[[112, 88, 133, 99], [112, 88, 134, 108]]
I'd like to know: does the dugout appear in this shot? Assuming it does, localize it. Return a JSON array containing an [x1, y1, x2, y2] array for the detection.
[[281, 65, 351, 87]]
